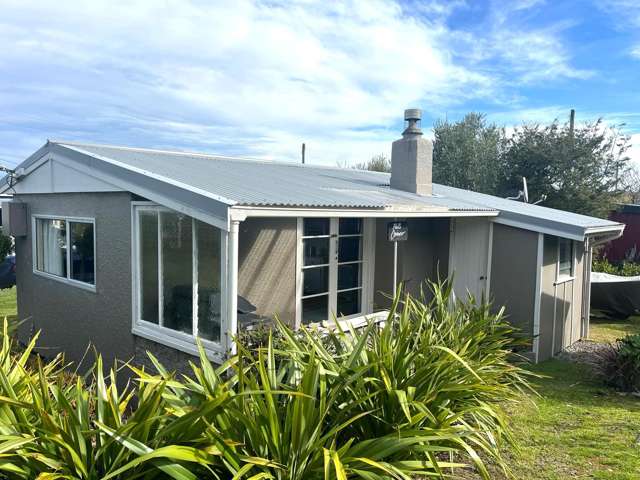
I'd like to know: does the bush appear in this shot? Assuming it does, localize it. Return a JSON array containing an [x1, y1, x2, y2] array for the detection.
[[592, 256, 640, 276], [0, 282, 534, 479], [594, 333, 640, 392]]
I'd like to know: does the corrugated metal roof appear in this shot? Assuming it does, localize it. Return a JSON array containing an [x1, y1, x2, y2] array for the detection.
[[55, 142, 493, 212], [12, 140, 621, 239], [433, 184, 622, 233]]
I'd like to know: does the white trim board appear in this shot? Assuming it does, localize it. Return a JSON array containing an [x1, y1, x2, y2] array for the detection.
[[532, 233, 544, 363]]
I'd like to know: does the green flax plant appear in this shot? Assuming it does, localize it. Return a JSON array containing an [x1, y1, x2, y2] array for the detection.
[[0, 281, 533, 479]]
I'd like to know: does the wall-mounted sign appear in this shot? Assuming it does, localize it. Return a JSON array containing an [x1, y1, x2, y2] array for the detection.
[[387, 221, 408, 242]]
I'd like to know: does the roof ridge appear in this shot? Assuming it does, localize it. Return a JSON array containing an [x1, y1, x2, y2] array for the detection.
[[50, 140, 390, 175]]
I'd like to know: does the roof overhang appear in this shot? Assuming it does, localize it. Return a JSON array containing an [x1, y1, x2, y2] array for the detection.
[[2, 142, 232, 230], [228, 205, 499, 221], [493, 212, 625, 241]]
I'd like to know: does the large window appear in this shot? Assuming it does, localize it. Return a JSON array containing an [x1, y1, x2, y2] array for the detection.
[[34, 216, 95, 288], [299, 218, 370, 325], [134, 206, 224, 348], [558, 238, 573, 277]]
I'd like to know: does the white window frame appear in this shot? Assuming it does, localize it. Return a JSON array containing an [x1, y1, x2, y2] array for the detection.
[[295, 217, 375, 328], [31, 214, 97, 292], [556, 237, 576, 283], [130, 202, 228, 362]]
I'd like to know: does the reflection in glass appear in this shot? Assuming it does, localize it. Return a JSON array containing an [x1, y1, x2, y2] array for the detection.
[[161, 212, 193, 334]]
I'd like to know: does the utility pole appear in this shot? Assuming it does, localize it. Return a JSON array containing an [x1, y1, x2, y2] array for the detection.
[[301, 143, 306, 164], [569, 109, 575, 141]]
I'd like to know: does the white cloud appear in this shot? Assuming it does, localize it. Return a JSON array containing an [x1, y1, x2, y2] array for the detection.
[[0, 0, 602, 167]]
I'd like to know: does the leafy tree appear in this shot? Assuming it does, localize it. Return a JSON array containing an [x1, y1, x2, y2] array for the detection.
[[501, 119, 630, 217], [432, 113, 505, 195], [352, 153, 391, 172]]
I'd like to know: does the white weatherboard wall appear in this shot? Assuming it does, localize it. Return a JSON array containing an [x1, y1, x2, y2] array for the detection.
[[448, 217, 491, 300]]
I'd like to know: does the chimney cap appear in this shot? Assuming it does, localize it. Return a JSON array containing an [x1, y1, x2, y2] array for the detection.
[[404, 108, 422, 121], [402, 108, 423, 136]]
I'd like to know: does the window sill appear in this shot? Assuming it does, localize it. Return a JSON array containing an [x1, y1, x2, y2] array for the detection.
[[33, 269, 97, 293], [554, 276, 575, 286], [132, 322, 226, 364]]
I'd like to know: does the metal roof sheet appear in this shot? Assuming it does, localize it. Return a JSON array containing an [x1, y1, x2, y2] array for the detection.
[[9, 141, 623, 239], [55, 142, 493, 212]]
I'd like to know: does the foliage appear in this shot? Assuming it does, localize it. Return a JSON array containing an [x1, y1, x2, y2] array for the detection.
[[433, 113, 505, 195], [0, 230, 12, 260], [592, 255, 640, 276], [0, 283, 534, 479], [592, 333, 640, 393], [431, 113, 631, 218], [499, 119, 630, 218], [352, 153, 391, 172]]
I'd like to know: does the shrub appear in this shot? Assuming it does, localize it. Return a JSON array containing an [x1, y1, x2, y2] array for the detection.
[[592, 256, 640, 276], [594, 333, 640, 392], [0, 282, 534, 479]]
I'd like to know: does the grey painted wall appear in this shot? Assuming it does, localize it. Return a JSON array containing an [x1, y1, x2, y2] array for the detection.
[[15, 192, 135, 370], [238, 217, 297, 326], [538, 235, 585, 361], [373, 218, 449, 308], [489, 224, 538, 340]]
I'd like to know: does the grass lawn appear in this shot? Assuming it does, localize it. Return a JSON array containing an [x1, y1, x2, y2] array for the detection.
[[589, 315, 640, 343], [0, 286, 16, 320]]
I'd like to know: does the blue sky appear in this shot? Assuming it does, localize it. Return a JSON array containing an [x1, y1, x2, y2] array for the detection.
[[1, 0, 639, 167]]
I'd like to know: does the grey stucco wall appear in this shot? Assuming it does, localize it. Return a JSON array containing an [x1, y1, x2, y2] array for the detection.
[[373, 218, 449, 308], [15, 192, 135, 370], [238, 217, 297, 326], [489, 224, 538, 340]]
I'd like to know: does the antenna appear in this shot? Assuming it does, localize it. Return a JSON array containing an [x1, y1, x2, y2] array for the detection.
[[522, 177, 529, 203], [301, 143, 306, 164]]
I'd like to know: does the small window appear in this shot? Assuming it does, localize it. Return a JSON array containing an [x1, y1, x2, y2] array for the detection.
[[558, 238, 573, 277], [34, 217, 95, 286]]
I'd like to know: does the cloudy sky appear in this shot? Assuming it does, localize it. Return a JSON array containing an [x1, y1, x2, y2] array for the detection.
[[1, 0, 639, 167]]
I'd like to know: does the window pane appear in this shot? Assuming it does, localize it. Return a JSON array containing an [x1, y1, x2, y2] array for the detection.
[[338, 263, 361, 290], [338, 237, 361, 263], [339, 218, 362, 235], [35, 218, 67, 277], [303, 266, 329, 296], [559, 239, 572, 276], [304, 238, 329, 266], [302, 295, 328, 324], [337, 289, 361, 317], [161, 212, 193, 334], [140, 211, 159, 324], [303, 218, 330, 236], [69, 222, 94, 284], [196, 221, 221, 342]]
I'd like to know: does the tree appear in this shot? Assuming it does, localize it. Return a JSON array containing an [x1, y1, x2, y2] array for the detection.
[[432, 113, 505, 195], [501, 119, 631, 218], [352, 153, 391, 172]]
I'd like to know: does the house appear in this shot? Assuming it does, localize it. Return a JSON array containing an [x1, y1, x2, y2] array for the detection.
[[603, 203, 640, 263], [1, 109, 624, 371]]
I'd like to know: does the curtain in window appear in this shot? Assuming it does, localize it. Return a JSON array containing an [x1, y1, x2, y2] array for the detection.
[[36, 219, 67, 277]]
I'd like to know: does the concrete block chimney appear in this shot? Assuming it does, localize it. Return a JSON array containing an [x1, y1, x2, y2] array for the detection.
[[390, 108, 433, 195]]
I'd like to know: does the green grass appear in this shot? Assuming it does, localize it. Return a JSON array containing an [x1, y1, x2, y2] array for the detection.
[[0, 286, 16, 320], [463, 359, 640, 479], [589, 315, 640, 343]]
